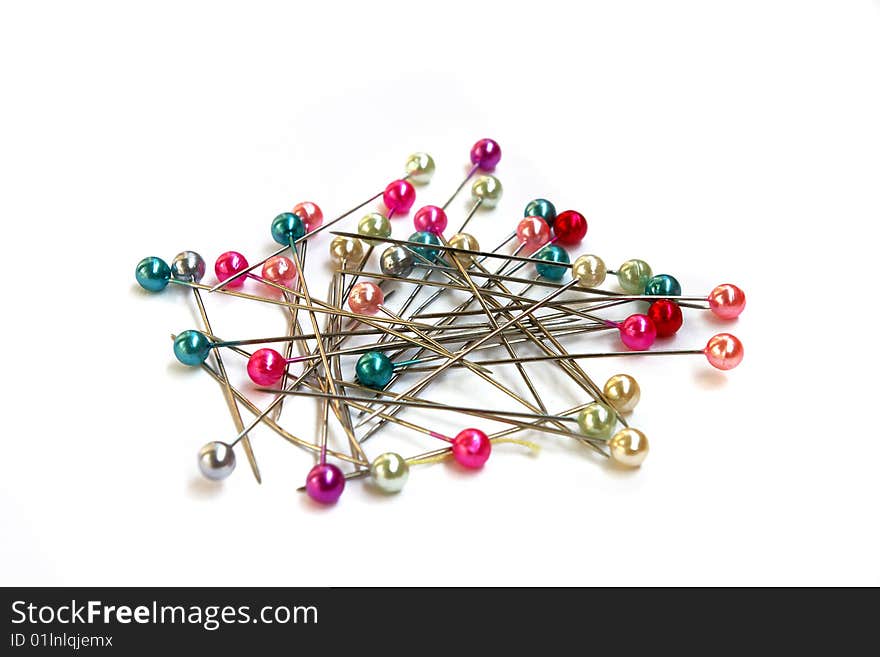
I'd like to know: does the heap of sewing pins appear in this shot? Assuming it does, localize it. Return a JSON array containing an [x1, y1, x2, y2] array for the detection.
[[135, 138, 745, 505]]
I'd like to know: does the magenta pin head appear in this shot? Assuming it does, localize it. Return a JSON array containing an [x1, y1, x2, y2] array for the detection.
[[247, 348, 287, 386], [383, 179, 416, 214], [214, 251, 249, 289], [708, 283, 746, 320], [293, 201, 323, 231], [470, 138, 501, 171], [413, 205, 448, 234], [261, 255, 296, 287], [516, 216, 552, 250], [452, 428, 492, 469], [349, 281, 384, 315], [305, 463, 345, 504], [619, 314, 657, 350]]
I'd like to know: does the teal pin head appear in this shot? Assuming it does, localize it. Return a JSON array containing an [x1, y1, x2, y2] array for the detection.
[[534, 244, 570, 281], [355, 351, 395, 389], [173, 330, 213, 366], [135, 256, 171, 292], [524, 198, 557, 227], [407, 231, 443, 262], [644, 274, 681, 297], [271, 212, 306, 245]]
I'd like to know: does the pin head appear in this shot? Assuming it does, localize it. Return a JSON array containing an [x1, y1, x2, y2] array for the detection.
[[271, 212, 306, 245], [619, 313, 657, 350], [380, 245, 414, 277], [292, 201, 323, 231], [704, 333, 743, 370], [173, 330, 212, 366], [349, 281, 384, 315], [370, 452, 409, 493], [470, 138, 501, 171], [553, 210, 587, 246], [603, 374, 640, 413], [247, 348, 287, 385], [448, 232, 480, 265], [408, 231, 443, 262], [355, 351, 395, 389], [171, 251, 206, 283], [577, 402, 618, 441], [516, 217, 551, 251], [471, 175, 503, 208], [262, 255, 296, 287], [135, 256, 171, 291], [330, 235, 365, 267], [452, 428, 491, 469], [608, 428, 649, 467], [617, 259, 653, 294], [404, 152, 435, 185], [305, 463, 345, 504], [534, 244, 570, 281], [645, 274, 681, 297], [413, 205, 448, 234], [329, 235, 366, 266], [383, 179, 416, 214], [708, 283, 746, 319], [358, 212, 392, 242], [647, 299, 683, 337], [572, 254, 607, 288], [197, 441, 236, 480], [214, 251, 249, 289], [524, 198, 557, 226]]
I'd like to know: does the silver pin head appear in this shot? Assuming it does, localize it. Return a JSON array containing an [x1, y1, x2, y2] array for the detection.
[[380, 245, 415, 277], [198, 441, 236, 480], [171, 251, 206, 283]]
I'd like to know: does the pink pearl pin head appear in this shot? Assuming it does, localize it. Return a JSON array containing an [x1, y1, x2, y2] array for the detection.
[[619, 314, 657, 351], [704, 333, 744, 370], [708, 284, 746, 320], [348, 281, 384, 315], [383, 179, 416, 215], [262, 255, 296, 287], [452, 428, 492, 469], [292, 201, 323, 231], [413, 205, 448, 234], [247, 348, 287, 386], [516, 216, 552, 251], [214, 251, 249, 289]]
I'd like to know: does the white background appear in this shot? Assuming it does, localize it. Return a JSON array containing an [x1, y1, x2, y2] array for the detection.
[[1, 1, 878, 586]]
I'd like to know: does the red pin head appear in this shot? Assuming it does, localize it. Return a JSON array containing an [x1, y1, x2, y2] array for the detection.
[[552, 210, 587, 246]]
